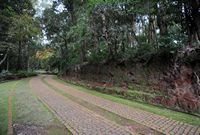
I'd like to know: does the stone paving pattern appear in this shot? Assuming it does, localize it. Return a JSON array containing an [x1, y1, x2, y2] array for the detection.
[[30, 77, 132, 135], [45, 76, 200, 135]]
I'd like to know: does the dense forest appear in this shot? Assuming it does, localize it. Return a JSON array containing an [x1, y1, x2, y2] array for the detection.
[[0, 0, 200, 114]]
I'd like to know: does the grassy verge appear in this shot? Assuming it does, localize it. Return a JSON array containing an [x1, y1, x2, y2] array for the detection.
[[0, 78, 70, 135], [54, 76, 200, 126], [0, 80, 18, 135], [14, 78, 70, 135]]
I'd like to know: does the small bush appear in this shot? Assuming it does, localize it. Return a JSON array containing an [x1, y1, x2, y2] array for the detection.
[[0, 71, 37, 82]]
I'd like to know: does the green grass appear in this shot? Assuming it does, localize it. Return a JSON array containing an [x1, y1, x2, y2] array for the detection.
[[54, 76, 200, 126], [14, 79, 54, 125], [0, 80, 19, 135], [14, 78, 69, 135], [0, 78, 70, 135]]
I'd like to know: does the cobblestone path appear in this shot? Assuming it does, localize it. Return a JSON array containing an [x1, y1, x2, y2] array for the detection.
[[30, 77, 132, 135], [44, 75, 200, 135]]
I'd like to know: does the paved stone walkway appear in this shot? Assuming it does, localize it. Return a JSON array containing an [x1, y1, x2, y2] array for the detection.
[[44, 75, 200, 135], [30, 77, 132, 135]]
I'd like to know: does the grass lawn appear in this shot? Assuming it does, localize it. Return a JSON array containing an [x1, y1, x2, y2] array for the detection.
[[0, 80, 18, 135], [0, 78, 70, 135], [54, 76, 200, 126]]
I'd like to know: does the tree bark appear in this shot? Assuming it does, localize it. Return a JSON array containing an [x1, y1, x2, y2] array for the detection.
[[131, 14, 139, 46], [101, 13, 114, 60], [6, 53, 9, 71], [65, 0, 75, 24], [27, 44, 30, 72], [0, 51, 8, 66], [17, 41, 22, 70], [80, 39, 86, 63], [157, 1, 168, 36], [190, 0, 200, 41], [94, 31, 100, 53], [184, 1, 200, 45]]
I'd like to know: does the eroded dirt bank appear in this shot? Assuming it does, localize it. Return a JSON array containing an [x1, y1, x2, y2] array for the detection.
[[63, 49, 200, 114]]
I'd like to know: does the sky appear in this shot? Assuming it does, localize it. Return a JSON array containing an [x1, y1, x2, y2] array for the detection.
[[33, 0, 53, 17], [33, 0, 65, 17]]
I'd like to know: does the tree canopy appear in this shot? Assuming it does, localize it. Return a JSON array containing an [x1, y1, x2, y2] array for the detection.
[[0, 0, 41, 71], [0, 0, 200, 72]]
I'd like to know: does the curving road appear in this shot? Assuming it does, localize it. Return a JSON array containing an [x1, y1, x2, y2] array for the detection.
[[30, 75, 200, 135], [30, 76, 132, 135]]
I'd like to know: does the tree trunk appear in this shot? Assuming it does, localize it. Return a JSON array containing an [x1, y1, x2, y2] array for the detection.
[[190, 0, 200, 41], [64, 40, 68, 60], [131, 14, 139, 46], [0, 51, 8, 66], [101, 13, 113, 60], [184, 1, 200, 46], [17, 41, 22, 70], [6, 54, 9, 71], [157, 1, 168, 36], [80, 40, 86, 63], [94, 31, 100, 53], [26, 44, 30, 72], [148, 2, 156, 45], [108, 42, 114, 60], [69, 0, 75, 24]]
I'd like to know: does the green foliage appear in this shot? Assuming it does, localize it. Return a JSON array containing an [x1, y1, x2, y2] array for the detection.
[[0, 0, 42, 72], [30, 0, 198, 74], [41, 0, 192, 73], [88, 0, 144, 7], [88, 42, 109, 63], [15, 71, 37, 78], [9, 14, 41, 41], [0, 71, 37, 82], [88, 0, 114, 7], [135, 43, 154, 60]]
